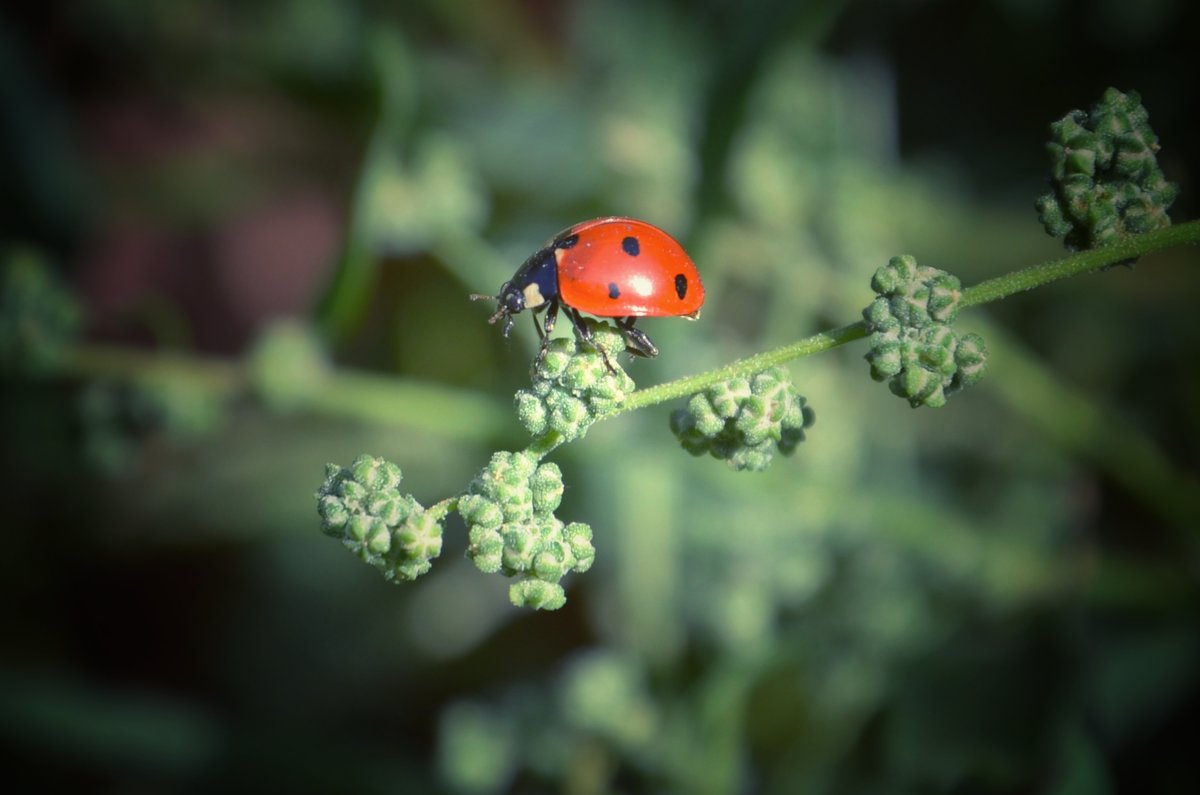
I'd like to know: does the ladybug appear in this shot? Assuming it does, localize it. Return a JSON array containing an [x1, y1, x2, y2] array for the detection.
[[473, 217, 704, 363]]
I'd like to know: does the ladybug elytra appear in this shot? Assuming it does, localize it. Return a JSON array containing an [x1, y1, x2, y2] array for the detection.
[[473, 217, 705, 363]]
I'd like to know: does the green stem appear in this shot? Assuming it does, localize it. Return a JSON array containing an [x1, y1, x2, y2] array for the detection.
[[50, 222, 1200, 441], [526, 430, 567, 460], [64, 344, 510, 443], [614, 322, 867, 416], [615, 220, 1200, 414], [67, 344, 245, 397], [427, 496, 459, 522], [962, 219, 1200, 308]]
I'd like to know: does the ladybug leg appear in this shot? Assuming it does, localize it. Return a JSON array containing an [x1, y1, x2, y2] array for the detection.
[[617, 317, 659, 358], [565, 306, 619, 373], [532, 300, 560, 369], [541, 300, 559, 339]]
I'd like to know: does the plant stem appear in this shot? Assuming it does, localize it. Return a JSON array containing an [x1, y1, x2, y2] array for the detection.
[[615, 220, 1200, 414], [427, 496, 460, 521], [614, 322, 867, 415], [54, 222, 1200, 435], [64, 343, 511, 442], [526, 430, 567, 459], [961, 219, 1200, 308], [67, 344, 245, 396]]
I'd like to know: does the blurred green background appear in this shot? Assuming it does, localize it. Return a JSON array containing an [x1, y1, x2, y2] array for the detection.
[[2, 0, 1199, 792]]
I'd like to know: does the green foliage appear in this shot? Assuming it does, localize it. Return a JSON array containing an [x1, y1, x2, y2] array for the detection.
[[437, 702, 517, 795], [0, 248, 80, 373], [1036, 87, 1178, 252], [76, 374, 224, 472], [558, 650, 657, 749]]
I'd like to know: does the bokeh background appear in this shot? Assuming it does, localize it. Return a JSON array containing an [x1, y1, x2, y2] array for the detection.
[[2, 0, 1199, 792]]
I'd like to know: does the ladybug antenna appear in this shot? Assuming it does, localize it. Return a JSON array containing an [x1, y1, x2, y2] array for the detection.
[[469, 293, 512, 328]]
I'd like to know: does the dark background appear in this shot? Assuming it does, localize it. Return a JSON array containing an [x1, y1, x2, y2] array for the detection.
[[2, 1, 1198, 792]]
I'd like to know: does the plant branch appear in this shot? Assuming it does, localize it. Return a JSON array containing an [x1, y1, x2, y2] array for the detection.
[[52, 222, 1200, 438], [614, 322, 867, 416], [64, 344, 510, 443], [962, 219, 1200, 308]]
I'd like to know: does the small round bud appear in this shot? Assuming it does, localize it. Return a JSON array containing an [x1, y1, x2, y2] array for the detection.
[[539, 338, 574, 378], [457, 493, 504, 531], [533, 544, 569, 582], [509, 579, 566, 611], [530, 462, 564, 514], [514, 391, 548, 435], [563, 522, 595, 573], [868, 256, 963, 328], [467, 525, 504, 574], [547, 393, 590, 438], [351, 454, 402, 492], [589, 321, 630, 359], [368, 490, 411, 526], [950, 333, 988, 392], [709, 378, 751, 418], [563, 355, 600, 392], [396, 511, 443, 562], [501, 524, 539, 574], [318, 494, 349, 532]]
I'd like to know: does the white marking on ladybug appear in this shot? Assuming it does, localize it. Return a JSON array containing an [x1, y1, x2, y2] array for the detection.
[[523, 282, 546, 308]]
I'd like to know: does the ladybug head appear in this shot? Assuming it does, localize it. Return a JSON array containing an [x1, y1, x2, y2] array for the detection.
[[470, 281, 524, 337]]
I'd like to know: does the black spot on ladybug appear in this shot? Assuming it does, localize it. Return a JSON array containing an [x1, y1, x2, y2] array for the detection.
[[674, 274, 688, 300], [621, 236, 640, 257], [557, 234, 580, 249], [608, 282, 621, 299]]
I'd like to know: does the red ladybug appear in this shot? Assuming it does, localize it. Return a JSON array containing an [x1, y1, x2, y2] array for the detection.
[[474, 217, 704, 362]]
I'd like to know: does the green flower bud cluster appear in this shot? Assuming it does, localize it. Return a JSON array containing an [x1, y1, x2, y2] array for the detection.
[[669, 366, 815, 472], [316, 455, 443, 582], [458, 451, 595, 610], [863, 255, 987, 408], [515, 320, 635, 443], [1035, 87, 1178, 252], [0, 248, 80, 373]]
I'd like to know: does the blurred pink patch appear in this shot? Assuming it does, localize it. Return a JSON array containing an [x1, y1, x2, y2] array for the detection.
[[212, 191, 340, 325]]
